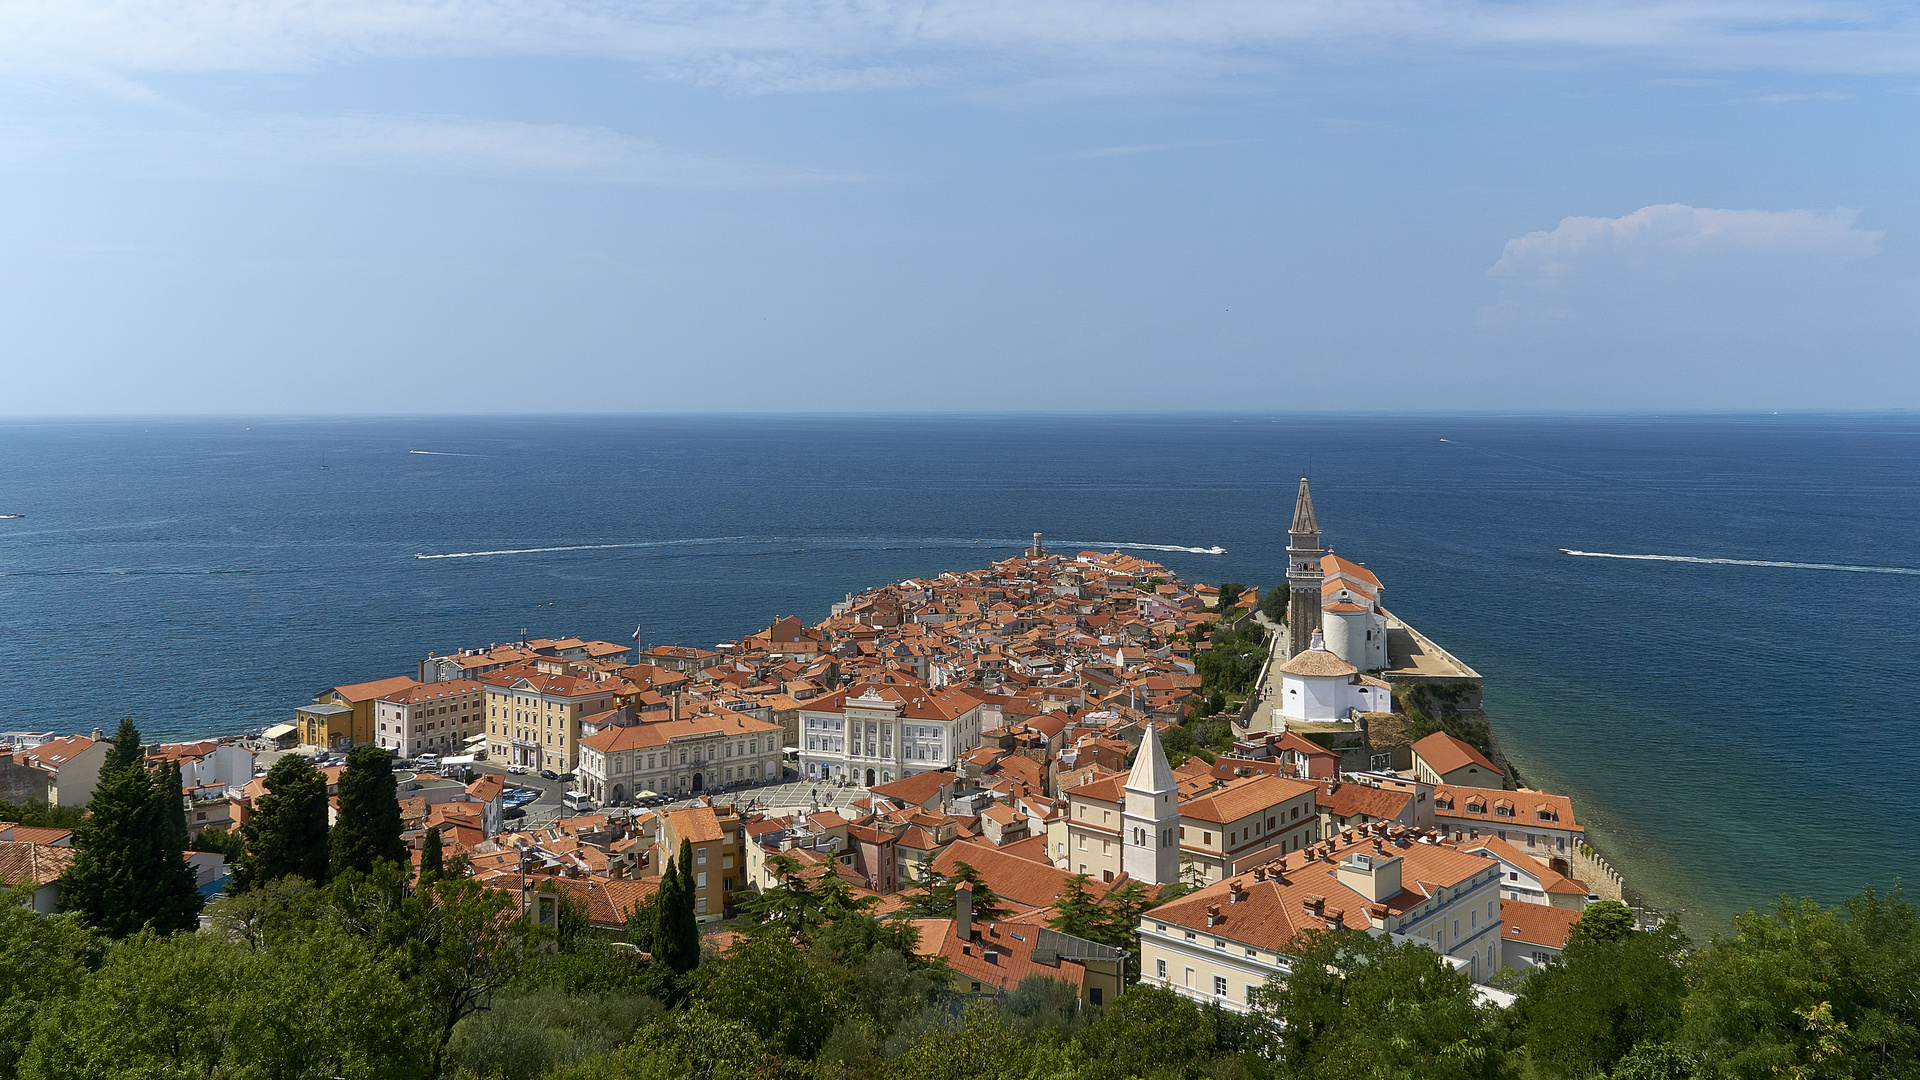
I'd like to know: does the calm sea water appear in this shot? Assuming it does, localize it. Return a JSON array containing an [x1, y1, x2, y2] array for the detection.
[[2, 413, 1914, 928]]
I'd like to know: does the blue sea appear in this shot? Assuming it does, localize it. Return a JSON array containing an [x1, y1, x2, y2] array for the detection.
[[2, 413, 1915, 930]]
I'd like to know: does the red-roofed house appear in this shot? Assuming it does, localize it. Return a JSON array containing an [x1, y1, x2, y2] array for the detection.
[[1499, 899, 1582, 972], [1411, 732, 1505, 788]]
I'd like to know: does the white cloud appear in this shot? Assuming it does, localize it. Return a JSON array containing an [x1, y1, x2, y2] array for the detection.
[[2, 1, 1920, 93], [1489, 204, 1882, 280]]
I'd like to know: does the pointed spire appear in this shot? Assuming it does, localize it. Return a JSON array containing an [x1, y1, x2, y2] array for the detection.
[[1127, 721, 1177, 794], [1291, 477, 1319, 535]]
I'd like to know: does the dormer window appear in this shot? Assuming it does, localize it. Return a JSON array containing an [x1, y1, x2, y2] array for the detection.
[[1466, 800, 1485, 814]]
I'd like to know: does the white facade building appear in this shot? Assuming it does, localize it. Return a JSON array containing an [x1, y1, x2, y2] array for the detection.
[[797, 683, 984, 788], [374, 678, 487, 760], [1275, 631, 1393, 722], [576, 706, 784, 803]]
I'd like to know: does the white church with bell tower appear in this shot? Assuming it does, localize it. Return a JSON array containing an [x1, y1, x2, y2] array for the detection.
[[1120, 721, 1181, 886]]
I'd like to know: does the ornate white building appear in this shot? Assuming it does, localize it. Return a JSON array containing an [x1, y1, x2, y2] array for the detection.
[[1275, 631, 1393, 722], [796, 683, 984, 788]]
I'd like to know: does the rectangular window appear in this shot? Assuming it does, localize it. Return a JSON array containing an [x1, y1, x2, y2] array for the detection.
[[695, 872, 707, 888], [1156, 958, 1167, 979], [1213, 976, 1228, 996], [696, 847, 708, 865]]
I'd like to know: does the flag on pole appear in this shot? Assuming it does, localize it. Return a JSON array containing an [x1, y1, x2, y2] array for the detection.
[[631, 622, 643, 643]]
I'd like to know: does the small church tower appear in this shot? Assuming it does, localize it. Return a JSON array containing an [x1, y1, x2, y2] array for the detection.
[[1121, 722, 1180, 886], [1286, 477, 1324, 659]]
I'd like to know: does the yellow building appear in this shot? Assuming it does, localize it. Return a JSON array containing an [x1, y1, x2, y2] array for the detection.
[[482, 668, 621, 773], [298, 676, 418, 751]]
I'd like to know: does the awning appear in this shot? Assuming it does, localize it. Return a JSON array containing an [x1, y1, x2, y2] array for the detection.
[[261, 724, 297, 739]]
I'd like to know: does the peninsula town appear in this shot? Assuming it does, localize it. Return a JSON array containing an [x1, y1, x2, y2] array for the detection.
[[3, 483, 1903, 1080]]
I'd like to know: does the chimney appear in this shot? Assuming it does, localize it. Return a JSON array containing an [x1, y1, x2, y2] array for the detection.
[[1252, 866, 1267, 882], [956, 886, 974, 941], [1229, 879, 1246, 902], [1206, 902, 1222, 926]]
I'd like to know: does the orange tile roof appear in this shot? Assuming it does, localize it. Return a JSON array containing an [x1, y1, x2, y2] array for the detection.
[[929, 838, 1077, 911], [1179, 774, 1318, 825], [0, 840, 74, 888], [667, 807, 725, 844], [1412, 733, 1504, 779], [1501, 899, 1581, 948]]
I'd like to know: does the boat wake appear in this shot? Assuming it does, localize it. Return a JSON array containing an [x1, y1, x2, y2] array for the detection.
[[1070, 541, 1227, 555], [417, 537, 745, 560], [408, 450, 473, 456], [1561, 549, 1920, 576]]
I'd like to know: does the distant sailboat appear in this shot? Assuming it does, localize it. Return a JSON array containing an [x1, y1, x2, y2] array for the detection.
[[320, 452, 330, 470]]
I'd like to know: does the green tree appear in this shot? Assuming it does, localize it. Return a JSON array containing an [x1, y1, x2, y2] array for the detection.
[[1249, 927, 1506, 1080], [445, 985, 659, 1080], [651, 839, 701, 975], [159, 761, 188, 858], [1517, 916, 1689, 1080], [400, 877, 538, 1080], [691, 932, 852, 1058], [1568, 898, 1636, 945], [1215, 582, 1246, 612], [1048, 875, 1160, 978], [888, 1003, 1045, 1080], [1070, 984, 1218, 1080], [1680, 887, 1920, 1080], [58, 733, 201, 938], [1259, 582, 1289, 622], [18, 926, 426, 1080], [0, 896, 101, 1080], [188, 826, 245, 860], [101, 718, 143, 775], [0, 801, 85, 830], [330, 744, 406, 879], [420, 825, 444, 881], [896, 860, 1009, 924], [231, 754, 330, 891], [742, 853, 827, 941]]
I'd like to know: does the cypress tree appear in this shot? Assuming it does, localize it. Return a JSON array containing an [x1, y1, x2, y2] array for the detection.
[[330, 744, 406, 878], [655, 838, 701, 974], [101, 717, 143, 774], [160, 761, 189, 857], [420, 825, 444, 880], [58, 722, 201, 937], [231, 754, 330, 891]]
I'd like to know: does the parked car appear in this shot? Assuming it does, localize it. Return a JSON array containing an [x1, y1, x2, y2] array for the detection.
[[507, 765, 528, 775], [559, 772, 576, 783], [540, 768, 559, 781], [502, 806, 526, 820]]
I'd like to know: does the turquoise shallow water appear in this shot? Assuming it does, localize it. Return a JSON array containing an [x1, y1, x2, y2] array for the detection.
[[0, 413, 1913, 928]]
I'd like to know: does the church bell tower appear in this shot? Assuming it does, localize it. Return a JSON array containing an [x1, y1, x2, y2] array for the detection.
[[1286, 477, 1324, 659]]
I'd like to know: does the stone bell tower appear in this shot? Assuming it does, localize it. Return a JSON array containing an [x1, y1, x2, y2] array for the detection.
[[1286, 477, 1324, 659]]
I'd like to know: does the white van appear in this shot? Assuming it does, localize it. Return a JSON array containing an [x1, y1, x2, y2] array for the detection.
[[561, 791, 594, 813]]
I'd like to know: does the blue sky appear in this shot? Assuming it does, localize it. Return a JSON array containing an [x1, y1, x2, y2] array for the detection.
[[1, 2, 1916, 413]]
